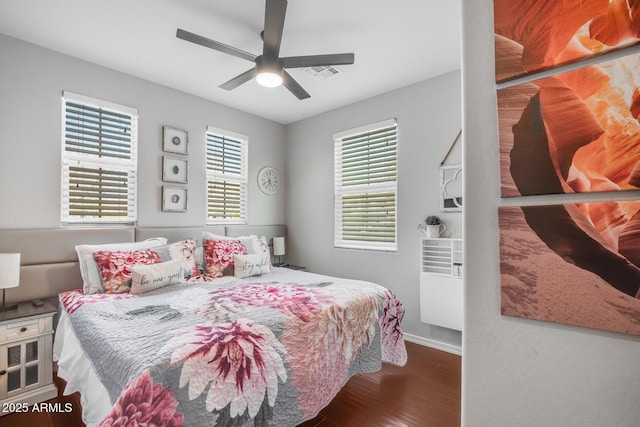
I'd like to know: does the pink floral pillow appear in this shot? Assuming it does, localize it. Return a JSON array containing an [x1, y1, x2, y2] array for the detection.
[[93, 249, 162, 293], [203, 239, 248, 277], [154, 239, 199, 277]]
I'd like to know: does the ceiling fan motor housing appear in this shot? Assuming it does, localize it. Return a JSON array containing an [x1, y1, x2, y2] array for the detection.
[[256, 55, 284, 74]]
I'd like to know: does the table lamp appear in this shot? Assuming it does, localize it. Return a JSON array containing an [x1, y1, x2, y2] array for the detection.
[[0, 253, 20, 312], [273, 237, 285, 266]]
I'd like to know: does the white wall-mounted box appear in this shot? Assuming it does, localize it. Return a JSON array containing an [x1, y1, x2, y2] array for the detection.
[[420, 238, 463, 331]]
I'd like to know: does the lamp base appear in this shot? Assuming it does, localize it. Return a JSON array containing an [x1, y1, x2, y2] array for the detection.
[[0, 289, 17, 312], [0, 303, 18, 312]]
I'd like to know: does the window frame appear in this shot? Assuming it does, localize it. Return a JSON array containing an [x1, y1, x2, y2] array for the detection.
[[60, 91, 138, 225], [333, 118, 398, 252], [205, 126, 249, 225]]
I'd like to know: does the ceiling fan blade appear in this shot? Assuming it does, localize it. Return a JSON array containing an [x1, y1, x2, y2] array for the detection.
[[282, 70, 310, 100], [219, 68, 257, 90], [176, 28, 257, 63], [262, 0, 287, 58], [282, 53, 355, 69]]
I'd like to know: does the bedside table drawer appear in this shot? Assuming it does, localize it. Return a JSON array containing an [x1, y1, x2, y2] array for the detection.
[[2, 319, 42, 342]]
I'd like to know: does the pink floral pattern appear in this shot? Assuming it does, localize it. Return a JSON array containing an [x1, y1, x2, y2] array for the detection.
[[283, 314, 348, 418], [206, 283, 333, 321], [379, 290, 407, 366], [99, 369, 184, 427], [93, 250, 162, 293], [63, 278, 407, 426], [163, 319, 286, 418], [168, 239, 198, 277], [203, 239, 248, 277], [324, 296, 379, 361], [60, 289, 133, 314]]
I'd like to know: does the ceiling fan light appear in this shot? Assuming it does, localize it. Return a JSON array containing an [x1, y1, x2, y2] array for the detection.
[[256, 71, 283, 88]]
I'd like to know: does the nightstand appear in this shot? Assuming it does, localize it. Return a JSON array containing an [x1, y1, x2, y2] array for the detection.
[[0, 301, 57, 413]]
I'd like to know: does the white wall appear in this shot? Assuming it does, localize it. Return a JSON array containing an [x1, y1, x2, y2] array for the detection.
[[462, 2, 640, 426], [0, 34, 285, 228], [285, 71, 463, 347]]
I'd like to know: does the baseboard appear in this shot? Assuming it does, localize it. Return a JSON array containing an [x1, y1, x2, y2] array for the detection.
[[403, 332, 462, 356]]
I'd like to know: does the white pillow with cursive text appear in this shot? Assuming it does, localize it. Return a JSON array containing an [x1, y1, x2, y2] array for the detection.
[[234, 253, 271, 278], [129, 259, 186, 294]]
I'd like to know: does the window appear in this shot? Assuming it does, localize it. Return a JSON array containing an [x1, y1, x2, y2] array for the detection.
[[61, 92, 138, 224], [206, 126, 248, 224], [334, 119, 398, 251]]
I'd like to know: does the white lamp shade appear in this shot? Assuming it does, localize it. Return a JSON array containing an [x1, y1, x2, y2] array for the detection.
[[0, 253, 20, 289], [273, 237, 285, 256]]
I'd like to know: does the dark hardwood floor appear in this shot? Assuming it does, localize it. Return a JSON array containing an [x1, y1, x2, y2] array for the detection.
[[0, 342, 460, 427], [299, 342, 461, 427]]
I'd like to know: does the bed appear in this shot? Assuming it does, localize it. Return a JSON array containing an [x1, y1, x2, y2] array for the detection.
[[46, 228, 407, 427]]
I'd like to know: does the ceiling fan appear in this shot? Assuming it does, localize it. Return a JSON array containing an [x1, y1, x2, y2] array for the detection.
[[176, 0, 355, 100]]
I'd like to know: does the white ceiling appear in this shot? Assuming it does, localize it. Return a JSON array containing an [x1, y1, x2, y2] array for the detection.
[[0, 0, 461, 124]]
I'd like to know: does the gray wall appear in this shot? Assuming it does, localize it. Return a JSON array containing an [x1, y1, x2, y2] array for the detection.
[[0, 34, 285, 228], [0, 32, 463, 348], [462, 2, 640, 426], [285, 71, 462, 347]]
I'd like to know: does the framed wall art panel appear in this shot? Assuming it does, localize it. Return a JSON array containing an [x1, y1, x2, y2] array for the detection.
[[494, 0, 640, 83], [499, 202, 640, 336], [163, 126, 188, 155], [162, 186, 187, 212], [162, 156, 188, 184], [498, 52, 640, 197]]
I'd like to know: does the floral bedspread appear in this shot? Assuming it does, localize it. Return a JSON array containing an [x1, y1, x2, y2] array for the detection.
[[60, 269, 407, 427]]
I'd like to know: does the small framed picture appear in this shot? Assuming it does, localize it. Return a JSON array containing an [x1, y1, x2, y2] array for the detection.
[[162, 156, 188, 183], [163, 126, 188, 155], [162, 186, 187, 212]]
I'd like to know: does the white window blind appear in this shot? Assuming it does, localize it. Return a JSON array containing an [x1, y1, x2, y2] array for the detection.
[[61, 92, 138, 224], [334, 119, 398, 251], [206, 126, 248, 224]]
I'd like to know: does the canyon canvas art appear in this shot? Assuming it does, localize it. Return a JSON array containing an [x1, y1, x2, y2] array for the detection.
[[499, 202, 640, 336], [494, 0, 640, 82], [498, 52, 640, 197]]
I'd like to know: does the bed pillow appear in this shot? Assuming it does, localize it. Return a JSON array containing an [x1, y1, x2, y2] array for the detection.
[[129, 259, 186, 294], [152, 239, 199, 277], [92, 239, 198, 293], [203, 239, 249, 277], [93, 249, 162, 293], [76, 238, 167, 294], [234, 253, 271, 278], [202, 235, 273, 276], [254, 236, 273, 271], [202, 231, 231, 240]]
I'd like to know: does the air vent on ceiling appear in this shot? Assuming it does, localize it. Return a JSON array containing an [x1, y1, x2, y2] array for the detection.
[[303, 65, 343, 80]]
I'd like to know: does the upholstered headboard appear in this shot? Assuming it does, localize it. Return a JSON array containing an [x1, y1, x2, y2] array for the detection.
[[135, 225, 286, 246], [224, 225, 286, 245], [0, 227, 135, 305], [135, 226, 225, 244], [0, 225, 286, 305]]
